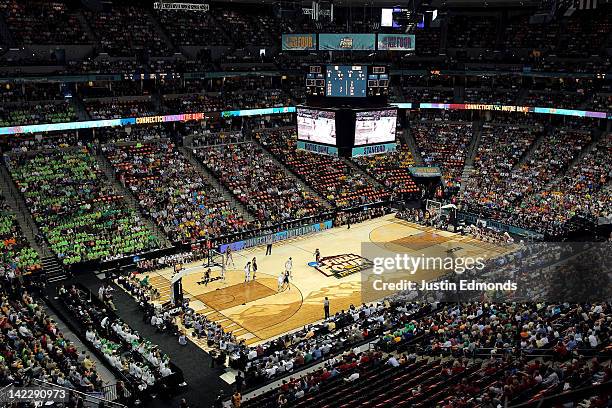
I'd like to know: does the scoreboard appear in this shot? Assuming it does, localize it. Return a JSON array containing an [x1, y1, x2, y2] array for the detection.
[[367, 66, 389, 97], [325, 65, 367, 98], [303, 66, 392, 157], [305, 66, 325, 96], [306, 65, 389, 98]]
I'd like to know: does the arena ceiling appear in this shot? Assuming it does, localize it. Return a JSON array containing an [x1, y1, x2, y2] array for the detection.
[[154, 0, 542, 8]]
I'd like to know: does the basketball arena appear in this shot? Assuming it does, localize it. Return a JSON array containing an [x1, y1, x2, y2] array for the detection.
[[0, 1, 610, 408]]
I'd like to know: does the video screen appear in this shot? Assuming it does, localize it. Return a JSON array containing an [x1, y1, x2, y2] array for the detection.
[[381, 9, 394, 27], [354, 109, 397, 146], [326, 65, 367, 98], [296, 108, 337, 145]]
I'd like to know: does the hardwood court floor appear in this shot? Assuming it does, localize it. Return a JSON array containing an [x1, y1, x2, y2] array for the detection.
[[141, 214, 515, 346], [390, 231, 455, 251], [196, 279, 277, 310]]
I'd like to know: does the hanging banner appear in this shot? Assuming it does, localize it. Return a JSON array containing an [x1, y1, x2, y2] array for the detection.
[[282, 34, 317, 50], [377, 34, 415, 51], [319, 34, 376, 50]]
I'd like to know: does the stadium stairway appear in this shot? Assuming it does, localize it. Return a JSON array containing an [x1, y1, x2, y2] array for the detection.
[[399, 129, 424, 165], [147, 10, 179, 54], [465, 120, 482, 167], [459, 165, 474, 195], [151, 92, 163, 113], [495, 13, 506, 50], [515, 123, 551, 169], [0, 163, 69, 282], [0, 167, 41, 252], [455, 84, 464, 103], [73, 94, 90, 121], [389, 84, 404, 102], [516, 87, 529, 105], [251, 139, 335, 210], [543, 128, 606, 190], [211, 13, 239, 46], [178, 145, 257, 222], [439, 16, 449, 53], [42, 256, 68, 283], [344, 157, 389, 191], [94, 152, 174, 248], [0, 162, 61, 278], [74, 10, 97, 44], [0, 11, 15, 48], [458, 121, 481, 194]]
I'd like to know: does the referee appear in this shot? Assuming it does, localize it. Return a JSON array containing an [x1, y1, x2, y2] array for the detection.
[[323, 297, 330, 320]]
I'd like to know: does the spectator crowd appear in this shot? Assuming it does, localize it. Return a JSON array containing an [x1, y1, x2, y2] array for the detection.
[[194, 142, 327, 227], [6, 147, 160, 265]]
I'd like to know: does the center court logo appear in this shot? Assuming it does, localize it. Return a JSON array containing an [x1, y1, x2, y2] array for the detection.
[[316, 254, 373, 278]]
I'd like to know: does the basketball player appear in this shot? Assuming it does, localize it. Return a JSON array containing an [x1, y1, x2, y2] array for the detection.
[[285, 257, 293, 278], [244, 262, 251, 283], [314, 249, 321, 264], [220, 261, 226, 282], [251, 257, 257, 280], [203, 268, 211, 286], [283, 270, 291, 291], [226, 247, 235, 268], [277, 271, 285, 292]]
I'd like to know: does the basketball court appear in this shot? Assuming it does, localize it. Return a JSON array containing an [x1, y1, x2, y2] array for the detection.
[[139, 214, 515, 347]]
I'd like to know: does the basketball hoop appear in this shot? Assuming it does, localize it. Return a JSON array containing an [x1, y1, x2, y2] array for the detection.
[[202, 248, 224, 268], [426, 199, 443, 220]]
